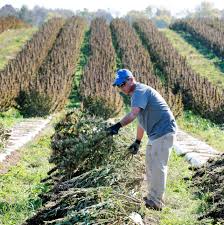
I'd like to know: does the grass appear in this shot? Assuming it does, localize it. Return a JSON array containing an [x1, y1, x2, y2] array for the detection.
[[0, 28, 36, 70], [162, 29, 224, 90], [67, 29, 90, 109], [177, 110, 224, 152], [0, 108, 23, 152], [0, 115, 63, 225], [146, 151, 201, 225], [0, 108, 23, 128]]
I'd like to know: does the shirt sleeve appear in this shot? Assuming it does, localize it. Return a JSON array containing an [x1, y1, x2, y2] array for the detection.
[[131, 90, 148, 110]]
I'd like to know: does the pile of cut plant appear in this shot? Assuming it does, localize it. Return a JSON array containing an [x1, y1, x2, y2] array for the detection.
[[192, 153, 224, 224], [23, 109, 145, 225]]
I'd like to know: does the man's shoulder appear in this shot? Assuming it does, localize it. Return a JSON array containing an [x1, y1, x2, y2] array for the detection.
[[136, 82, 149, 90], [132, 83, 150, 103], [135, 82, 154, 95], [137, 82, 162, 95], [131, 82, 150, 109]]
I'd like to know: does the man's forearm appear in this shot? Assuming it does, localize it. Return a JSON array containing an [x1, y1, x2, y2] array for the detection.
[[120, 112, 137, 126], [136, 124, 144, 141]]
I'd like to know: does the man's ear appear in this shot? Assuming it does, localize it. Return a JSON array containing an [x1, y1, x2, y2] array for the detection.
[[128, 77, 134, 83]]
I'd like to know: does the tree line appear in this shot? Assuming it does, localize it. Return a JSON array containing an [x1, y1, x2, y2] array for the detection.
[[1, 1, 223, 28]]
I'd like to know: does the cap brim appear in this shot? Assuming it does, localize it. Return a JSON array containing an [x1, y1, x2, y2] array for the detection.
[[113, 80, 122, 87], [113, 78, 128, 87]]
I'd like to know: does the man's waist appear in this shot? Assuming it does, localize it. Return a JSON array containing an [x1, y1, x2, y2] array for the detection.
[[147, 131, 176, 145]]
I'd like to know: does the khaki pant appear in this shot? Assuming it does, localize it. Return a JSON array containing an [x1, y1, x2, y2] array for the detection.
[[145, 132, 176, 208]]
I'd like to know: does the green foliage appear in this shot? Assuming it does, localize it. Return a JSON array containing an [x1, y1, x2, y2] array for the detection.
[[51, 109, 122, 174], [0, 126, 53, 225], [24, 109, 145, 224], [194, 1, 220, 18], [82, 96, 121, 119], [16, 90, 52, 117], [125, 10, 148, 24], [0, 108, 23, 128], [18, 6, 32, 24], [67, 29, 90, 109], [0, 107, 208, 224]]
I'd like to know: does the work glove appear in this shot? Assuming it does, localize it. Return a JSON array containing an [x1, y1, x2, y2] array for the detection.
[[106, 122, 122, 135], [128, 139, 141, 155]]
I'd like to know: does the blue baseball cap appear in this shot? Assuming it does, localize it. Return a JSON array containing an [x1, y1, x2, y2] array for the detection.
[[113, 69, 133, 87]]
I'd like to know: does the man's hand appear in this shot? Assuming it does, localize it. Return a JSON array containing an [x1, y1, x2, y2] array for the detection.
[[106, 122, 122, 135], [128, 139, 141, 154]]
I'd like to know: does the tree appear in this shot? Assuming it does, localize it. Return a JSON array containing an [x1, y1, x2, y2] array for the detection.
[[153, 8, 173, 28], [18, 5, 32, 24], [156, 8, 171, 17], [76, 8, 93, 23], [125, 10, 147, 24], [32, 6, 48, 26], [195, 1, 220, 18], [145, 6, 154, 18], [93, 9, 113, 23], [221, 10, 224, 19], [0, 4, 18, 17]]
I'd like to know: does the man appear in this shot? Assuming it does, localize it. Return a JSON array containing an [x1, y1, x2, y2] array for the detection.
[[107, 69, 177, 211]]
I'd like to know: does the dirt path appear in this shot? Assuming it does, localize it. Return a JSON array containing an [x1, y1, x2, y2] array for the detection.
[[174, 129, 220, 167], [0, 116, 52, 173]]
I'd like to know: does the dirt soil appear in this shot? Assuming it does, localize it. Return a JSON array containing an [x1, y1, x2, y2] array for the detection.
[[192, 153, 224, 224]]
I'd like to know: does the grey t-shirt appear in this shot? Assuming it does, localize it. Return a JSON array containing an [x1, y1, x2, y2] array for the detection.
[[131, 82, 177, 141]]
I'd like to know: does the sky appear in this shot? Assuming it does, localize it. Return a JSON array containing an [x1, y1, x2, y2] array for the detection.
[[0, 0, 224, 16]]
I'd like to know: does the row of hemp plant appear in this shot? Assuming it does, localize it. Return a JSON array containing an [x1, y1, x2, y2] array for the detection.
[[201, 18, 224, 34], [79, 18, 123, 119], [133, 18, 224, 124], [110, 18, 183, 118], [19, 17, 87, 117], [0, 18, 65, 112], [170, 18, 224, 59]]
